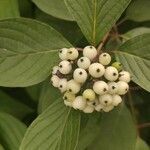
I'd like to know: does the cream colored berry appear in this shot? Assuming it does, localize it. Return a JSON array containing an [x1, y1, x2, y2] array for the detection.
[[95, 104, 104, 112], [52, 66, 59, 75], [58, 78, 67, 93], [58, 60, 72, 74], [89, 63, 105, 78], [83, 105, 94, 113], [108, 82, 118, 94], [73, 68, 87, 83], [99, 94, 113, 106], [72, 96, 86, 110], [51, 75, 60, 87], [112, 95, 122, 106], [59, 48, 68, 60], [67, 80, 81, 94], [119, 71, 131, 83], [64, 100, 73, 107], [63, 91, 75, 102], [117, 81, 129, 95], [104, 66, 119, 81], [87, 99, 99, 107], [67, 48, 79, 60], [93, 81, 108, 95], [99, 53, 111, 65], [102, 105, 114, 112], [77, 57, 91, 69], [83, 46, 97, 60], [83, 89, 96, 101]]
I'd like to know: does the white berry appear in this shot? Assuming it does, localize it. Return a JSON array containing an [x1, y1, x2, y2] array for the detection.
[[87, 99, 99, 107], [58, 60, 72, 74], [52, 66, 59, 75], [51, 75, 60, 87], [99, 53, 111, 65], [67, 48, 79, 60], [72, 96, 86, 110], [83, 105, 94, 113], [59, 48, 68, 60], [77, 57, 91, 69], [99, 94, 113, 106], [67, 80, 81, 94], [58, 78, 67, 93], [95, 104, 104, 112], [119, 71, 131, 83], [89, 63, 105, 78], [73, 68, 88, 83], [93, 81, 108, 95], [104, 66, 118, 81], [64, 100, 73, 107], [103, 105, 114, 112], [117, 81, 129, 95], [83, 89, 96, 101], [112, 95, 122, 106], [108, 82, 118, 94], [83, 46, 97, 60]]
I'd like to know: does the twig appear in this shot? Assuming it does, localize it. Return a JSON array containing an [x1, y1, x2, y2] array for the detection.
[[76, 47, 83, 51], [97, 32, 110, 52], [138, 123, 150, 129], [116, 18, 127, 26]]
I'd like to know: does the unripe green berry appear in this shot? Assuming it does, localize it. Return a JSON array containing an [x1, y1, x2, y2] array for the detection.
[[112, 62, 122, 71], [83, 89, 96, 101]]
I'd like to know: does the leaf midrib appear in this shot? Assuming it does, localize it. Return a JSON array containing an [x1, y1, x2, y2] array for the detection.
[[114, 50, 150, 62], [0, 49, 58, 59]]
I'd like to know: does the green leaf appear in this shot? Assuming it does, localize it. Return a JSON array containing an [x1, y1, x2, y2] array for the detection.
[[0, 0, 19, 20], [126, 0, 150, 22], [0, 90, 33, 119], [65, 0, 131, 46], [115, 34, 150, 92], [0, 144, 4, 150], [0, 112, 27, 150], [0, 18, 71, 87], [87, 104, 137, 150], [25, 83, 42, 102], [20, 99, 81, 150], [32, 0, 73, 21], [135, 137, 149, 150], [38, 81, 61, 114], [77, 113, 101, 150], [35, 8, 86, 46], [18, 0, 33, 17], [123, 27, 150, 40]]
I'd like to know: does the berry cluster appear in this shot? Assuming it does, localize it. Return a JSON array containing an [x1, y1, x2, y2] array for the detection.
[[51, 46, 131, 113]]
